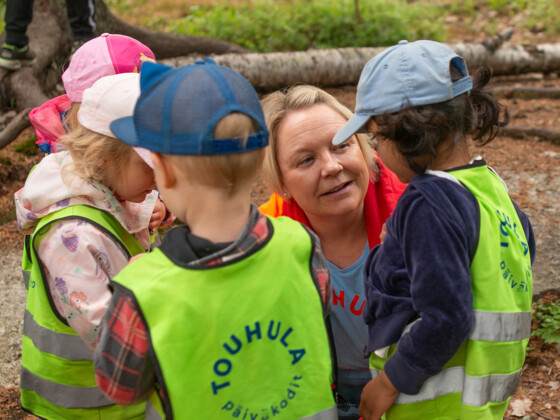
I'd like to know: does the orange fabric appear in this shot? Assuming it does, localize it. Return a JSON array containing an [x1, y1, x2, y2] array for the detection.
[[259, 156, 406, 249]]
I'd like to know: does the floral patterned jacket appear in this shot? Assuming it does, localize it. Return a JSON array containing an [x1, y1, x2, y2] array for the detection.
[[15, 151, 158, 349]]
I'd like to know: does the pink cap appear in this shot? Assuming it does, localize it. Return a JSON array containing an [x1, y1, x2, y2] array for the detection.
[[62, 33, 155, 103], [78, 73, 152, 168]]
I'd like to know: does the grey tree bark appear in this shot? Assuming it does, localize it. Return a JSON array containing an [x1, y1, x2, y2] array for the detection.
[[163, 41, 560, 92]]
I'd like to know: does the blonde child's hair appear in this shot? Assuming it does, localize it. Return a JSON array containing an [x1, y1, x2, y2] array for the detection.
[[169, 112, 263, 195], [59, 123, 135, 189], [261, 85, 377, 197]]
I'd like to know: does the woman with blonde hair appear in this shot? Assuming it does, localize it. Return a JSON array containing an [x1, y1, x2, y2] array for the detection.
[[259, 85, 406, 419]]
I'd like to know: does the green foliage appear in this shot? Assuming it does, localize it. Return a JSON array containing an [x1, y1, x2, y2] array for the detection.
[[532, 299, 560, 344], [0, 156, 12, 165], [0, 2, 4, 35], [15, 138, 39, 156], [164, 0, 446, 52]]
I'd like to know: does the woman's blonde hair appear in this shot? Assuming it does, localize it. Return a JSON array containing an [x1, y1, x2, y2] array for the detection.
[[170, 112, 264, 195], [59, 123, 135, 189], [260, 85, 377, 196]]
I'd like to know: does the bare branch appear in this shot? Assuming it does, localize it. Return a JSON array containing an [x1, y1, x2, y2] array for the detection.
[[500, 126, 560, 145], [0, 108, 32, 150], [481, 26, 514, 52]]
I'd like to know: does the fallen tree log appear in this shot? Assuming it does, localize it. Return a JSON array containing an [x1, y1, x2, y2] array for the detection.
[[0, 108, 31, 150], [3, 7, 560, 148], [500, 126, 560, 145], [162, 41, 560, 92], [493, 87, 560, 100]]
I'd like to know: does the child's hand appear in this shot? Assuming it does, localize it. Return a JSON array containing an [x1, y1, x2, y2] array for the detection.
[[149, 199, 166, 231], [359, 371, 399, 420]]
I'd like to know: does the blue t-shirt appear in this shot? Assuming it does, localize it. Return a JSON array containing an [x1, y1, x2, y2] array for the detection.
[[327, 244, 372, 391]]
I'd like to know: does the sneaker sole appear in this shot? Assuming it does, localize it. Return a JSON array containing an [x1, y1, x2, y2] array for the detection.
[[0, 58, 22, 70]]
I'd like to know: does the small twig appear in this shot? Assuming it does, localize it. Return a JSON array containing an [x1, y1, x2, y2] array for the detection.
[[0, 108, 32, 150], [482, 26, 514, 52], [522, 379, 545, 385], [535, 411, 554, 420]]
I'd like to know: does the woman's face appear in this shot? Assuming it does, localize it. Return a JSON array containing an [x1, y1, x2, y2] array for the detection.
[[276, 104, 370, 221]]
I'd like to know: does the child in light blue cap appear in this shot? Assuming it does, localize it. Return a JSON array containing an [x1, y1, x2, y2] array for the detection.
[[334, 40, 536, 419]]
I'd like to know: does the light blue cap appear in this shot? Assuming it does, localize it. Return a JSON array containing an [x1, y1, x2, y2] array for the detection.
[[333, 40, 473, 145]]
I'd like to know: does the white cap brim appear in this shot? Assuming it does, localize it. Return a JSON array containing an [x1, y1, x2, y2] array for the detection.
[[133, 147, 153, 168], [333, 113, 371, 145]]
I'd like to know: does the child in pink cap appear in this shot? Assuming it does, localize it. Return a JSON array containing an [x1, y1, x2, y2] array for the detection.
[[29, 33, 155, 154]]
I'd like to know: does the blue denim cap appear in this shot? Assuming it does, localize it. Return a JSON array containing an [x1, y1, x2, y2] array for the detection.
[[333, 40, 473, 145], [110, 59, 269, 155]]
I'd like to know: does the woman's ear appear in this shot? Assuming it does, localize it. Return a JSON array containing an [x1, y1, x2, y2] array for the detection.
[[151, 152, 176, 189]]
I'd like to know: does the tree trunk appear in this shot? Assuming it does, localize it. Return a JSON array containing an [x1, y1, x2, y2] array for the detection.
[[163, 41, 560, 92]]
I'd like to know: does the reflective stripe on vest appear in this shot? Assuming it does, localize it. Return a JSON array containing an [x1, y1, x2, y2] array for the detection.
[[146, 399, 163, 420], [114, 216, 336, 419], [21, 367, 113, 409], [370, 366, 521, 407], [301, 406, 338, 419], [23, 309, 92, 360], [470, 310, 531, 342], [21, 205, 145, 418]]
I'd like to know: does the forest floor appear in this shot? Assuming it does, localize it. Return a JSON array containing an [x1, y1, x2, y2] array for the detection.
[[1, 77, 559, 419], [1, 3, 560, 417]]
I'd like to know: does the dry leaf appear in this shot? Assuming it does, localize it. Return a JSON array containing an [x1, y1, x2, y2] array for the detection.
[[548, 381, 559, 390], [509, 398, 532, 416]]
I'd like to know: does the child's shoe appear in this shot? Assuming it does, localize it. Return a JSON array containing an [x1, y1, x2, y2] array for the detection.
[[0, 43, 36, 70]]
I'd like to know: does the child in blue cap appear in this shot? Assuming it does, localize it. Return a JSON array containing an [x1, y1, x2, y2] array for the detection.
[[93, 60, 337, 419], [333, 40, 536, 419]]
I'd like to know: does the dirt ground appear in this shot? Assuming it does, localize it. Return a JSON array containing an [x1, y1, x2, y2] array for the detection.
[[1, 78, 559, 418], [1, 2, 559, 416]]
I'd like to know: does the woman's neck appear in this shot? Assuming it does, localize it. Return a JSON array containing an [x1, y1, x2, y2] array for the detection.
[[306, 205, 368, 269]]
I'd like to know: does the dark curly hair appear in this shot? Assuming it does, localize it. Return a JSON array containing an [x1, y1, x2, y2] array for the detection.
[[373, 64, 509, 174]]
